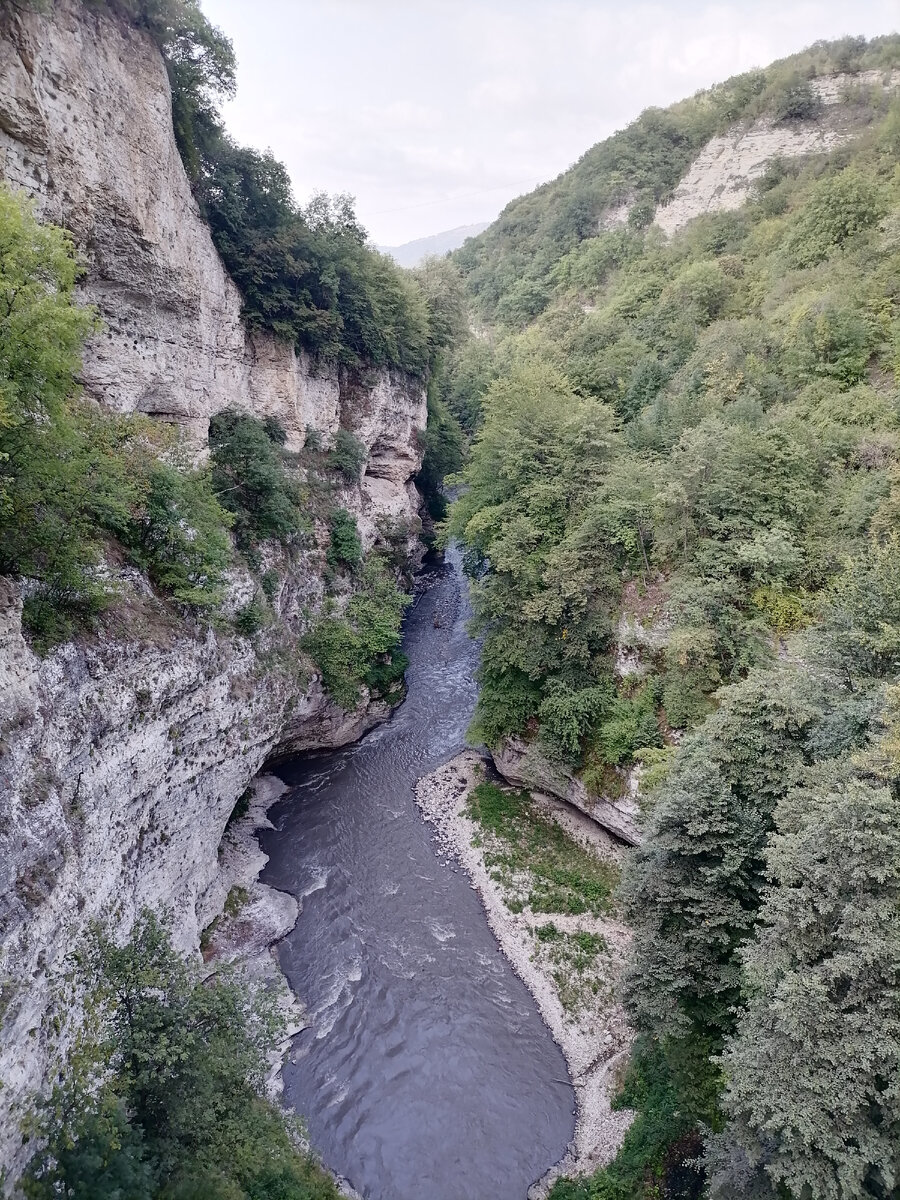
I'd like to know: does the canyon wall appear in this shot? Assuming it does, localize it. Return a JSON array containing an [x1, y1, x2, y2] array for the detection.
[[0, 0, 426, 1182]]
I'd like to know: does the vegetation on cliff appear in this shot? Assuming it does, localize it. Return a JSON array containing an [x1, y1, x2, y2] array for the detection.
[[0, 179, 412, 717], [23, 913, 340, 1200], [81, 0, 443, 373], [445, 39, 900, 1200]]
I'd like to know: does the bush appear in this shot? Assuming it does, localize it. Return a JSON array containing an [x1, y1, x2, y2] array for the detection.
[[598, 682, 663, 765], [787, 168, 884, 266], [22, 912, 340, 1200], [209, 409, 304, 547], [127, 462, 232, 606], [234, 597, 265, 636], [785, 299, 879, 386], [327, 428, 367, 482], [303, 557, 409, 708], [327, 508, 362, 568]]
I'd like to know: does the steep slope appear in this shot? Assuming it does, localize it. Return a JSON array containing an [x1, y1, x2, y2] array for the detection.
[[0, 0, 427, 1181], [445, 36, 900, 835], [455, 37, 900, 326], [444, 34, 900, 1200]]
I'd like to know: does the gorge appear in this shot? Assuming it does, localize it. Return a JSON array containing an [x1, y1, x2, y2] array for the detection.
[[2, 5, 900, 1200]]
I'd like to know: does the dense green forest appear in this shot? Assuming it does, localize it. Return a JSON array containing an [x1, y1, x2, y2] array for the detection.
[[445, 35, 900, 1200]]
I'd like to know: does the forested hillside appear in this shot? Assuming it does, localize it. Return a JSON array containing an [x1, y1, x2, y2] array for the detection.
[[445, 35, 900, 1200]]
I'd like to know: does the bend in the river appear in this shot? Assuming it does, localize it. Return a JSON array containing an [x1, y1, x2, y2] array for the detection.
[[260, 547, 575, 1200]]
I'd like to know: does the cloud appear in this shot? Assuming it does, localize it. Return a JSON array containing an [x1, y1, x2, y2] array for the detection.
[[202, 0, 899, 244]]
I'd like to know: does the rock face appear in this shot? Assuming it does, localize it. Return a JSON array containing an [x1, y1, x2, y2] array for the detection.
[[0, 0, 425, 515], [0, 1, 427, 1184], [655, 70, 900, 237], [492, 737, 641, 848]]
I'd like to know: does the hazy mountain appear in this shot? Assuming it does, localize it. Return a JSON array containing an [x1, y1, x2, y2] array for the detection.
[[379, 222, 490, 268]]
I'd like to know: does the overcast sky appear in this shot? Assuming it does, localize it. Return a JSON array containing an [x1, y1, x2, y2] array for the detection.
[[200, 1, 900, 247]]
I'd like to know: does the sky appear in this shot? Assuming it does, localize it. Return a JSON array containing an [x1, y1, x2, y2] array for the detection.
[[201, 1, 900, 247]]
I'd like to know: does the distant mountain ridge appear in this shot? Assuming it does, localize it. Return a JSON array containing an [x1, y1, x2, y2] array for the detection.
[[379, 222, 490, 268]]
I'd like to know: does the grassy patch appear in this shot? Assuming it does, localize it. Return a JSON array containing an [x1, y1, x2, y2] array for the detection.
[[534, 922, 611, 1013], [467, 782, 618, 916]]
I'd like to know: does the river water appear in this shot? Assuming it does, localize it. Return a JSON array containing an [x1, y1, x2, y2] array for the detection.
[[260, 546, 574, 1200]]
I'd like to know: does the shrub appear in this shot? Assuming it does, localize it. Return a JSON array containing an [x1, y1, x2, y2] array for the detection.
[[303, 557, 409, 708], [22, 912, 340, 1200], [209, 409, 304, 547], [769, 76, 821, 123], [326, 508, 362, 567], [598, 682, 663, 765], [785, 299, 879, 386], [787, 168, 884, 266], [234, 597, 265, 636], [127, 462, 232, 606], [327, 428, 367, 482]]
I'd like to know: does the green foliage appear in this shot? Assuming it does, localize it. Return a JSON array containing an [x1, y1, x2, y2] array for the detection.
[[209, 409, 304, 548], [327, 428, 367, 483], [708, 769, 900, 1200], [127, 461, 232, 607], [548, 1039, 704, 1200], [416, 373, 466, 519], [453, 37, 900, 325], [91, 2, 445, 372], [447, 361, 625, 752], [0, 188, 108, 633], [787, 167, 884, 266], [197, 136, 431, 371], [0, 186, 236, 641], [23, 912, 339, 1200], [326, 508, 362, 568], [768, 75, 821, 123], [447, 37, 900, 1200], [234, 596, 266, 637], [467, 783, 618, 917], [434, 336, 500, 434], [597, 680, 663, 765], [303, 556, 409, 708]]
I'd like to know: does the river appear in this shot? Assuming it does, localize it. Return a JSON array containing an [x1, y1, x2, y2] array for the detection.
[[259, 546, 574, 1200]]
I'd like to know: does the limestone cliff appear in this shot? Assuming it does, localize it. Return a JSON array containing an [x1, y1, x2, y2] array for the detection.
[[0, 0, 427, 1182], [655, 70, 900, 236]]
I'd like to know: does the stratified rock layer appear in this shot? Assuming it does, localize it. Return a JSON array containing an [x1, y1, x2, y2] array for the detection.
[[0, 1, 426, 1182]]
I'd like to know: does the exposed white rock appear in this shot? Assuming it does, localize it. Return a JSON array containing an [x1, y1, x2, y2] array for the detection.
[[492, 736, 641, 847], [598, 197, 633, 231], [655, 70, 900, 237], [0, 0, 426, 537]]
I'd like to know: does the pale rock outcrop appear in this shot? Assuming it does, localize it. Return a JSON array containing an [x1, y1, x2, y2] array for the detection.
[[492, 737, 641, 847], [0, 0, 427, 528], [655, 70, 900, 237]]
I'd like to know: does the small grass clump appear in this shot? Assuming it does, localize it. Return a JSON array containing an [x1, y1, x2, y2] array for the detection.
[[534, 923, 611, 1014], [467, 782, 619, 916]]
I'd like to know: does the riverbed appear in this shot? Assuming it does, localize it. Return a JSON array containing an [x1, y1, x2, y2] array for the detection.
[[259, 548, 575, 1200]]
